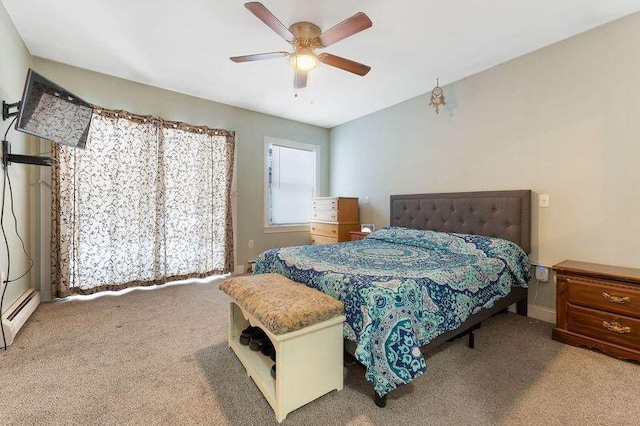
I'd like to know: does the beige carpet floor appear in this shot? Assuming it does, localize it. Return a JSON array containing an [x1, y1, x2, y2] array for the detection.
[[1, 277, 640, 425]]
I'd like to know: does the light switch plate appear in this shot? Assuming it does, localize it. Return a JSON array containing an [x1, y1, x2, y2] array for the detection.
[[539, 194, 550, 208]]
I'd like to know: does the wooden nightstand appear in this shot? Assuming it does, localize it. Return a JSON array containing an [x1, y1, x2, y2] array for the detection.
[[349, 231, 370, 241], [552, 260, 640, 362]]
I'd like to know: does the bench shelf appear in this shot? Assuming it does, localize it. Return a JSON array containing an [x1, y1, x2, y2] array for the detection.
[[228, 301, 344, 422]]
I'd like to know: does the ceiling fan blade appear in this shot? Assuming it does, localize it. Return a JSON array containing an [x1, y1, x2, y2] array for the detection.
[[317, 12, 372, 47], [230, 51, 289, 62], [244, 2, 295, 43], [318, 53, 371, 76], [294, 69, 308, 89]]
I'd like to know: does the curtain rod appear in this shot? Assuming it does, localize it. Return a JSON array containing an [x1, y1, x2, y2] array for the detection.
[[92, 106, 235, 137]]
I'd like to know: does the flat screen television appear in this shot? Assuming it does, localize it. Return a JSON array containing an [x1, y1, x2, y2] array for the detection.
[[15, 68, 93, 149]]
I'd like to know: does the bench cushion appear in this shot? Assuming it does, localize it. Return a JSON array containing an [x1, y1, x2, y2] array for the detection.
[[220, 273, 344, 335]]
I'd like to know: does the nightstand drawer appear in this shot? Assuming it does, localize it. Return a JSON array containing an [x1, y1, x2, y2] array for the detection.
[[310, 222, 339, 238], [567, 305, 640, 351], [310, 235, 338, 245], [567, 277, 640, 319]]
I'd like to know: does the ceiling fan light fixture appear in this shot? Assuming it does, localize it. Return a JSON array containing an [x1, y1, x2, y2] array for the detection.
[[290, 50, 317, 72]]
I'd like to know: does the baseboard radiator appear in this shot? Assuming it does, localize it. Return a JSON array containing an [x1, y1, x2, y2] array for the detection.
[[1, 288, 40, 347]]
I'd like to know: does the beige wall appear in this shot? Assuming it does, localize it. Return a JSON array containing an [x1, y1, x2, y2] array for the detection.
[[5, 1, 640, 321], [0, 3, 34, 313], [30, 58, 330, 278], [329, 12, 640, 317]]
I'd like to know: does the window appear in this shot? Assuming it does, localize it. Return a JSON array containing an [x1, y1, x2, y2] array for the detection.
[[264, 137, 320, 231]]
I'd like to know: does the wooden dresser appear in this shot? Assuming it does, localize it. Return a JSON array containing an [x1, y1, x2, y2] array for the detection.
[[310, 197, 359, 244], [553, 260, 640, 362]]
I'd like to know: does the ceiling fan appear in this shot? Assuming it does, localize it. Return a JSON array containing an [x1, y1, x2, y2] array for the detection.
[[230, 2, 372, 89]]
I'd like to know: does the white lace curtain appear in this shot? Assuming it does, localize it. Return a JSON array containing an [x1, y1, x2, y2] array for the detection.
[[51, 109, 235, 297]]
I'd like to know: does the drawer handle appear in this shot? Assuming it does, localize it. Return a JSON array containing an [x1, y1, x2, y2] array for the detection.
[[602, 321, 631, 334], [311, 227, 316, 231], [602, 292, 631, 304], [332, 230, 337, 234]]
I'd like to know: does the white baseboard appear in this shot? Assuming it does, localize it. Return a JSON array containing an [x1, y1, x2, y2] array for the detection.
[[508, 302, 556, 324], [1, 288, 40, 347], [527, 304, 556, 324]]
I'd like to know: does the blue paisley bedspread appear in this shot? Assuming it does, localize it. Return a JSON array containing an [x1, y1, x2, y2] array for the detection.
[[254, 227, 531, 397]]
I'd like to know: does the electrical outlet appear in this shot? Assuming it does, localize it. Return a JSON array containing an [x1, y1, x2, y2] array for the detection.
[[535, 265, 550, 282], [248, 240, 254, 248]]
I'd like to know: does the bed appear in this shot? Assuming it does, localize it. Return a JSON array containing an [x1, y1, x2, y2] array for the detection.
[[254, 190, 532, 406]]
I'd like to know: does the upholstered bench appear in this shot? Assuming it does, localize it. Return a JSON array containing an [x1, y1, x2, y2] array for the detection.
[[219, 273, 345, 423]]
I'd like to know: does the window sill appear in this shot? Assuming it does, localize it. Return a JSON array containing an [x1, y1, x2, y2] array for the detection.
[[263, 224, 310, 234]]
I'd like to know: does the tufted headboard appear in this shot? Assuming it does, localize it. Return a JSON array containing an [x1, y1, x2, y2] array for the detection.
[[390, 190, 531, 253]]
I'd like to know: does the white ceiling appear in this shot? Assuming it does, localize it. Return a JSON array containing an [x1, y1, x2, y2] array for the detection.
[[3, 0, 640, 128]]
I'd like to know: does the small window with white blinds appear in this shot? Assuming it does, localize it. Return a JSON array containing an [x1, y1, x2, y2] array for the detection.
[[264, 137, 320, 231]]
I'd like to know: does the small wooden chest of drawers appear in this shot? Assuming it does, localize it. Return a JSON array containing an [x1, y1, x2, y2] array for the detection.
[[349, 231, 370, 241], [310, 197, 359, 244], [553, 260, 640, 362]]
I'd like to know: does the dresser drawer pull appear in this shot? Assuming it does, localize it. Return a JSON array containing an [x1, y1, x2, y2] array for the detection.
[[332, 230, 337, 234], [602, 321, 631, 334], [602, 292, 631, 304]]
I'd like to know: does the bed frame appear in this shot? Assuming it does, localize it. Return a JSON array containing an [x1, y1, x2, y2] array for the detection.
[[348, 189, 532, 407]]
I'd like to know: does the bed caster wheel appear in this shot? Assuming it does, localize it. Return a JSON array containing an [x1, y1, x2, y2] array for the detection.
[[374, 393, 387, 408]]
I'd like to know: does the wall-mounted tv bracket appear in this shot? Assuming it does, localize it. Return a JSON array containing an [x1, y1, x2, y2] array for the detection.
[[2, 100, 54, 167], [2, 100, 20, 121]]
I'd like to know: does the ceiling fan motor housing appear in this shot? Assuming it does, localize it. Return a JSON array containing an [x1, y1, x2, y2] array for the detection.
[[289, 22, 322, 49]]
